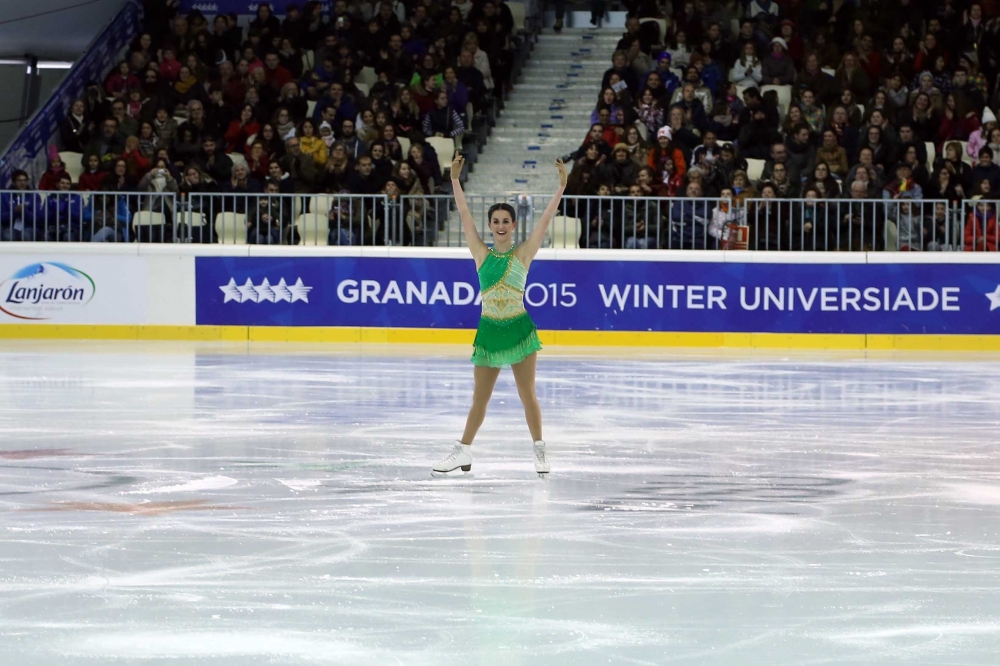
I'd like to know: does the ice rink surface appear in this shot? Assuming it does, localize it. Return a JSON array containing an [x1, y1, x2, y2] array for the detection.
[[1, 341, 1000, 665]]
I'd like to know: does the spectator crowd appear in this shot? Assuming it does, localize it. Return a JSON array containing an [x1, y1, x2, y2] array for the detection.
[[563, 0, 1000, 251], [4, 0, 519, 243]]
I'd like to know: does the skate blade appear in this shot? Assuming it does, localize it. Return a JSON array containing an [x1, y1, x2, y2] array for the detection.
[[431, 464, 472, 477]]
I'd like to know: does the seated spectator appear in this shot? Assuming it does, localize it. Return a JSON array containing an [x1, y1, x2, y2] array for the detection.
[[964, 199, 998, 252], [730, 43, 763, 87], [38, 156, 70, 191], [194, 135, 233, 183], [817, 129, 849, 178], [221, 163, 262, 213], [105, 61, 140, 98], [769, 162, 800, 198], [883, 162, 923, 200], [298, 119, 329, 167], [101, 158, 137, 193], [0, 171, 44, 241], [668, 181, 712, 249], [738, 108, 781, 160], [968, 107, 998, 166], [635, 89, 664, 135], [859, 125, 896, 174], [647, 126, 686, 183], [86, 117, 126, 171], [59, 99, 94, 152], [121, 136, 150, 179], [938, 141, 974, 191], [247, 180, 286, 245], [894, 194, 933, 251], [762, 38, 795, 86], [339, 118, 368, 159], [601, 50, 638, 95], [137, 121, 160, 159], [224, 105, 261, 155], [670, 75, 712, 118], [840, 180, 881, 251], [899, 143, 931, 190], [796, 54, 836, 106], [280, 136, 318, 193], [786, 125, 816, 177], [78, 154, 106, 191], [622, 125, 648, 166], [834, 53, 870, 99], [715, 142, 747, 186], [937, 93, 981, 145], [601, 143, 640, 194], [804, 162, 842, 199], [666, 30, 692, 69], [972, 148, 1000, 195], [423, 90, 465, 138]]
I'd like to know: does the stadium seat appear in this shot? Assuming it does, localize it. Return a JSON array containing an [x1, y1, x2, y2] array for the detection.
[[855, 103, 865, 118], [745, 158, 765, 186], [959, 141, 973, 166], [60, 152, 84, 183], [301, 49, 315, 71], [132, 211, 165, 229], [309, 194, 334, 214], [355, 82, 370, 97], [925, 142, 936, 173], [306, 100, 316, 118], [215, 212, 247, 244], [356, 66, 377, 85], [821, 67, 835, 76], [760, 85, 792, 117], [550, 216, 581, 249], [295, 212, 329, 245], [399, 136, 411, 157], [229, 152, 248, 172], [507, 1, 526, 33], [427, 137, 455, 175]]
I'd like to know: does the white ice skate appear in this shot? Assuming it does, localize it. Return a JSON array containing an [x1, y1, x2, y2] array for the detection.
[[533, 440, 550, 476], [432, 442, 472, 474]]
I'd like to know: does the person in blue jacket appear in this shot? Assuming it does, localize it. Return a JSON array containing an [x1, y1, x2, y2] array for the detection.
[[1, 170, 44, 242], [46, 174, 93, 242]]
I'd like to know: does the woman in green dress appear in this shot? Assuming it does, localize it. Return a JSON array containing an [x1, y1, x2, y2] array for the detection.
[[433, 152, 568, 476]]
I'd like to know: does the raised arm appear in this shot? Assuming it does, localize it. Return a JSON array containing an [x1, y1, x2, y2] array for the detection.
[[519, 159, 568, 264], [452, 151, 489, 264]]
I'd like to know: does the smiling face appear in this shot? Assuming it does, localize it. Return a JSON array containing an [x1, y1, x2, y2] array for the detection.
[[488, 208, 515, 241]]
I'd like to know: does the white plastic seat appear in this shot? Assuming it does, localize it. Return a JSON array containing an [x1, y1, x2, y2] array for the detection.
[[309, 194, 335, 214], [925, 142, 936, 173], [760, 84, 792, 117], [215, 212, 247, 244], [399, 136, 411, 158], [549, 216, 581, 249], [295, 213, 329, 245], [958, 140, 974, 166], [355, 82, 370, 97], [356, 67, 377, 85], [229, 152, 248, 172], [427, 136, 457, 175], [745, 158, 765, 186], [855, 103, 865, 118], [132, 211, 165, 229], [301, 49, 315, 72], [507, 1, 526, 32], [306, 100, 317, 119], [60, 151, 84, 184]]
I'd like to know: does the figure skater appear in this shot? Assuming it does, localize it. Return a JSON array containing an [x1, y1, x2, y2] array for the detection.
[[433, 152, 568, 476]]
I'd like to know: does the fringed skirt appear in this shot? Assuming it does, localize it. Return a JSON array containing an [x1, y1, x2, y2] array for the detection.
[[470, 312, 543, 368]]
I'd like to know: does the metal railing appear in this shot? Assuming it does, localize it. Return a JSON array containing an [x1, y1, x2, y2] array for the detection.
[[0, 191, 175, 243], [743, 198, 953, 252], [1, 190, 994, 252]]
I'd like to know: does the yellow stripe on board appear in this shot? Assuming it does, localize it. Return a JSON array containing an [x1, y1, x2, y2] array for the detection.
[[1, 325, 1000, 350]]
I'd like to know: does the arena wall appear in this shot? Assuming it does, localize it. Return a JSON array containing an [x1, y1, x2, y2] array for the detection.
[[1, 243, 999, 350]]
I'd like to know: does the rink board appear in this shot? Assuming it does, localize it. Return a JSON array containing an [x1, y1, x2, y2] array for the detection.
[[0, 244, 999, 349]]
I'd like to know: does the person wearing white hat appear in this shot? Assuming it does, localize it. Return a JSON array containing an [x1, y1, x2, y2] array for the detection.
[[762, 37, 795, 86], [967, 106, 998, 166]]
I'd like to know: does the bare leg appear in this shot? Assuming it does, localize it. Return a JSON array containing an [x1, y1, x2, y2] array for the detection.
[[511, 352, 542, 441], [461, 365, 502, 444]]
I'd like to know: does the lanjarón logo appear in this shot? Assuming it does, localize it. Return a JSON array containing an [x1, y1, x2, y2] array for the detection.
[[0, 262, 96, 320]]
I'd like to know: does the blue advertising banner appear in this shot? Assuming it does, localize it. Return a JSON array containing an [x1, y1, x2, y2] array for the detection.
[[179, 1, 331, 15], [195, 256, 1000, 334]]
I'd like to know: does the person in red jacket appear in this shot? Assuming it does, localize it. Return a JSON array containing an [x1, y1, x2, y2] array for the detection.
[[937, 93, 981, 145], [224, 104, 261, 154], [964, 200, 998, 252], [38, 157, 70, 190], [77, 154, 105, 191], [104, 61, 140, 98], [647, 126, 687, 183], [262, 52, 293, 92], [121, 136, 150, 179]]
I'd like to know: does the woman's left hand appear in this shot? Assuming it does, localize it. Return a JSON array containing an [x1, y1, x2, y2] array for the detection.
[[555, 159, 567, 187]]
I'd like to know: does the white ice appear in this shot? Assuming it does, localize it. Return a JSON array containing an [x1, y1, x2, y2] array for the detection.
[[1, 341, 1000, 665]]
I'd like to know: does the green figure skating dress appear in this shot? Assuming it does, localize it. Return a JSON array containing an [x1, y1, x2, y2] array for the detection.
[[471, 247, 543, 367]]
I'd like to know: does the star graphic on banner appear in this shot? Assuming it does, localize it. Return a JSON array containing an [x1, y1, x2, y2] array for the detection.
[[237, 278, 259, 303], [289, 278, 313, 303], [256, 278, 276, 303], [273, 278, 292, 302], [219, 278, 242, 303], [986, 285, 1000, 311]]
